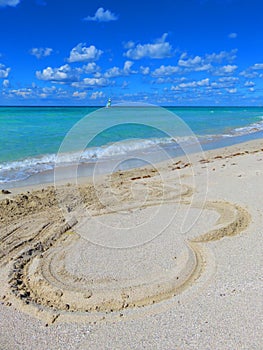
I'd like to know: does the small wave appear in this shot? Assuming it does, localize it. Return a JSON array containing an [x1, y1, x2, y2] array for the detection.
[[231, 116, 263, 136], [1, 117, 263, 184], [0, 137, 186, 183]]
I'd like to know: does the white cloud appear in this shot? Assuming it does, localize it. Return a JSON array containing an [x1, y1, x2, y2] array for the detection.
[[213, 65, 238, 75], [83, 62, 100, 74], [104, 66, 122, 78], [84, 7, 118, 22], [123, 60, 134, 73], [170, 85, 180, 91], [205, 49, 237, 63], [104, 61, 136, 78], [140, 66, 150, 75], [153, 77, 173, 84], [152, 65, 180, 77], [172, 78, 210, 90], [240, 70, 258, 79], [177, 50, 237, 74], [195, 64, 213, 71], [0, 0, 20, 7], [42, 86, 56, 94], [218, 76, 239, 83], [2, 79, 9, 87], [72, 77, 110, 88], [226, 88, 237, 93], [251, 63, 263, 70], [90, 91, 105, 100], [239, 63, 263, 78], [3, 85, 76, 100], [9, 88, 32, 98], [178, 55, 202, 67], [30, 47, 53, 59], [123, 41, 135, 49], [0, 63, 10, 78], [36, 64, 81, 82], [178, 54, 212, 72], [124, 33, 173, 60], [244, 81, 255, 87], [72, 91, 87, 99], [228, 32, 237, 39], [68, 43, 103, 63]]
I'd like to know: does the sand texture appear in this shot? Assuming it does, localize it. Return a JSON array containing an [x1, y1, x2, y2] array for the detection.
[[0, 139, 262, 349]]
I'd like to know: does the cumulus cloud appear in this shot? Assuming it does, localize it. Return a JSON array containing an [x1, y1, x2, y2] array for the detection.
[[9, 88, 32, 98], [152, 65, 180, 77], [104, 61, 136, 78], [83, 62, 101, 74], [72, 91, 87, 99], [140, 66, 150, 75], [250, 63, 263, 70], [2, 79, 9, 87], [239, 63, 263, 78], [177, 49, 237, 73], [226, 88, 237, 93], [90, 91, 105, 100], [178, 54, 212, 72], [3, 85, 75, 100], [218, 76, 239, 83], [72, 77, 110, 88], [178, 55, 202, 67], [244, 81, 255, 87], [30, 47, 53, 59], [205, 49, 237, 63], [240, 70, 258, 79], [0, 63, 10, 78], [68, 43, 103, 63], [124, 33, 173, 60], [171, 78, 210, 90], [123, 60, 135, 73], [0, 0, 20, 7], [123, 41, 135, 49], [84, 7, 118, 22], [213, 65, 238, 75], [36, 64, 81, 82], [152, 77, 173, 84], [228, 32, 237, 39], [104, 66, 122, 79]]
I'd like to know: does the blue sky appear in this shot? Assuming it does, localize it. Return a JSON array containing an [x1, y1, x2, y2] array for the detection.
[[0, 0, 263, 106]]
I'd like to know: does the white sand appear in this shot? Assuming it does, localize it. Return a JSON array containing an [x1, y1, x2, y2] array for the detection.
[[0, 139, 262, 349]]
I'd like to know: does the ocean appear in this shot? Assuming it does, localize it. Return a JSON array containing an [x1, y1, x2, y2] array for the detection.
[[1, 105, 263, 187]]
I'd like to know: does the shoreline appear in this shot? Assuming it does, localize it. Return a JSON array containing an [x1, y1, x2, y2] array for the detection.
[[0, 137, 262, 348], [1, 137, 262, 195], [1, 119, 263, 189]]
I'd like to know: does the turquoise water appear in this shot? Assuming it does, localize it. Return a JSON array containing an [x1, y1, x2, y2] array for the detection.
[[1, 106, 263, 184]]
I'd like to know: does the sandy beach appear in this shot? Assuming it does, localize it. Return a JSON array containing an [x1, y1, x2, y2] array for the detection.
[[0, 139, 262, 349]]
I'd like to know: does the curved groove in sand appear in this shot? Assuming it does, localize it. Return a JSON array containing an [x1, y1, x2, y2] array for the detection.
[[6, 199, 250, 317]]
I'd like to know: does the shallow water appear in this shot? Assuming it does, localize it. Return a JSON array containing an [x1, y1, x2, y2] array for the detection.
[[1, 105, 263, 185]]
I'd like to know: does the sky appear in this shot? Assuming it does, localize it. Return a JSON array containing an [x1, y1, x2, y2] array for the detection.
[[0, 0, 263, 106]]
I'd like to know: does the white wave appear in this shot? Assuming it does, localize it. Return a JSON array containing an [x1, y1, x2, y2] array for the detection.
[[0, 137, 182, 183], [1, 117, 263, 184], [231, 116, 263, 136]]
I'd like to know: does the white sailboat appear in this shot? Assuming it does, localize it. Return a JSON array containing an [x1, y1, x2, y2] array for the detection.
[[106, 98, 111, 108]]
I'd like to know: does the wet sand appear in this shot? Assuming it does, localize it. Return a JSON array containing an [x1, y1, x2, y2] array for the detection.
[[0, 139, 262, 349]]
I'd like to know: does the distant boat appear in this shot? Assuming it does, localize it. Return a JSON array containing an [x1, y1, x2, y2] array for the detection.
[[106, 98, 111, 108]]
